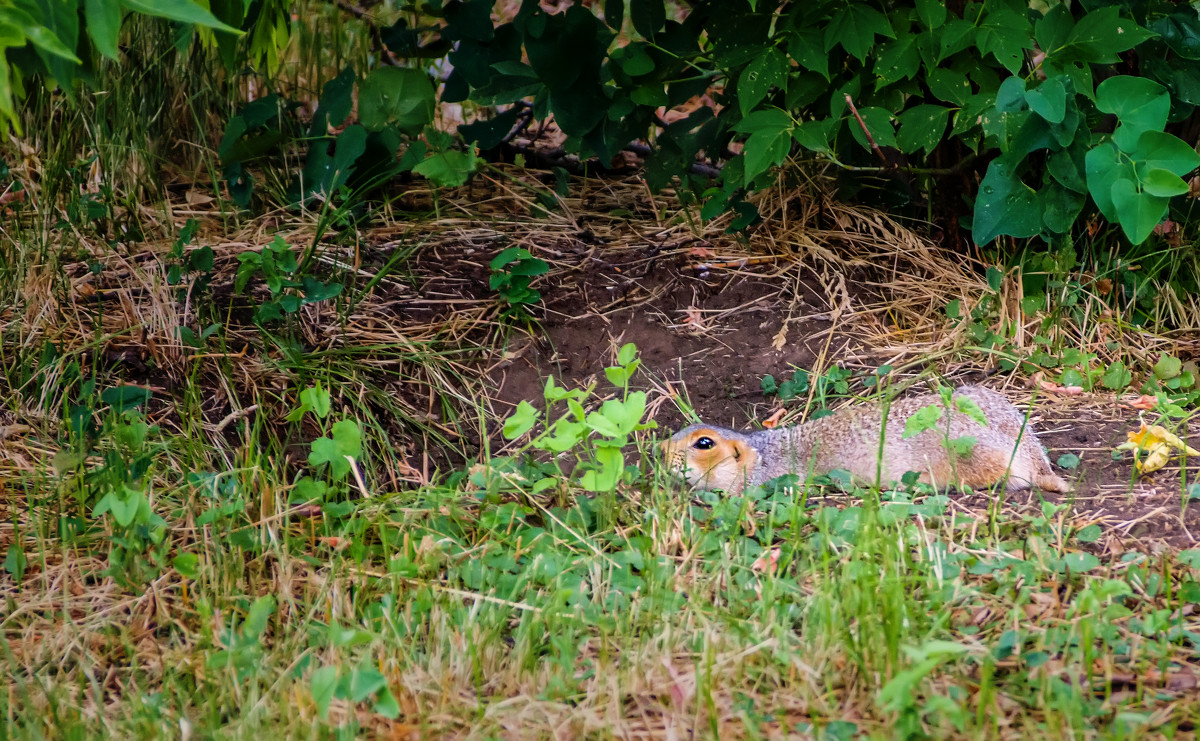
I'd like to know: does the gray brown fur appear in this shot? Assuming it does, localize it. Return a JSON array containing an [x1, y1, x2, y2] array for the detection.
[[664, 386, 1070, 494]]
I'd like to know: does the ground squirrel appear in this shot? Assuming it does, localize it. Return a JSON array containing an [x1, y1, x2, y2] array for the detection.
[[663, 385, 1071, 494]]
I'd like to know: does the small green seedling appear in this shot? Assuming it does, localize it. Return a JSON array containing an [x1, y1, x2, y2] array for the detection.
[[489, 247, 549, 316], [501, 342, 656, 493], [236, 236, 344, 323]]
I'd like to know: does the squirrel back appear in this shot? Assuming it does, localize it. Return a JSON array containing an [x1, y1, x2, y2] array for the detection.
[[663, 386, 1070, 494]]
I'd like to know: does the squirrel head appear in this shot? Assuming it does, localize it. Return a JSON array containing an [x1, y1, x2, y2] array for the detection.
[[661, 424, 758, 494]]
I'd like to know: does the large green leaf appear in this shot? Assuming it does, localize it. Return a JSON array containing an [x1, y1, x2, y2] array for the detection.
[[1139, 168, 1189, 197], [976, 8, 1031, 73], [972, 157, 1043, 245], [1110, 178, 1168, 244], [0, 7, 80, 63], [874, 35, 919, 87], [927, 68, 970, 105], [738, 47, 788, 116], [1084, 140, 1131, 222], [630, 0, 664, 40], [916, 0, 946, 30], [847, 106, 897, 151], [1096, 76, 1169, 151], [120, 0, 242, 33], [824, 4, 894, 62], [1047, 145, 1086, 193], [787, 28, 828, 78], [358, 67, 435, 134], [1035, 5, 1074, 53], [412, 147, 479, 188], [736, 108, 793, 186], [1149, 8, 1200, 60], [1040, 179, 1085, 234], [84, 0, 123, 60], [1025, 77, 1066, 124], [1062, 6, 1154, 64], [1131, 130, 1200, 175], [896, 104, 950, 156]]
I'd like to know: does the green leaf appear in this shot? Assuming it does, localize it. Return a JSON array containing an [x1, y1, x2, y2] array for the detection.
[[792, 118, 833, 155], [578, 445, 624, 492], [1063, 7, 1154, 64], [1110, 177, 1168, 244], [604, 0, 623, 30], [916, 0, 946, 30], [1131, 130, 1200, 176], [1059, 552, 1100, 573], [954, 396, 989, 427], [847, 106, 898, 152], [630, 0, 664, 40], [101, 385, 152, 412], [1035, 5, 1074, 54], [976, 8, 1031, 74], [973, 158, 1043, 245], [103, 487, 145, 528], [616, 342, 638, 366], [1048, 147, 1086, 193], [1140, 168, 1188, 198], [1025, 77, 1066, 124], [300, 385, 332, 419], [986, 266, 1003, 291], [311, 666, 339, 719], [540, 419, 584, 453], [1102, 360, 1132, 390], [1041, 180, 1084, 234], [616, 43, 654, 76], [171, 552, 198, 578], [412, 147, 479, 188], [902, 404, 944, 439], [358, 67, 436, 134], [824, 4, 894, 62], [308, 420, 362, 480], [994, 76, 1027, 113], [373, 688, 401, 719], [503, 400, 538, 439], [1057, 453, 1081, 470], [347, 665, 386, 703], [5, 544, 27, 580], [737, 109, 793, 186], [927, 68, 971, 105], [739, 48, 788, 116], [1149, 9, 1200, 61], [84, 0, 123, 60], [949, 435, 977, 456], [1075, 523, 1100, 542], [1154, 354, 1182, 380], [787, 28, 828, 78], [585, 411, 622, 438], [1095, 76, 1169, 151], [896, 104, 950, 156], [120, 0, 242, 33], [874, 35, 919, 87], [0, 8, 81, 63], [1084, 141, 1132, 223]]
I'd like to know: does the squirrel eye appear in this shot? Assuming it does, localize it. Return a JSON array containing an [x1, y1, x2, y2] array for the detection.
[[693, 436, 716, 450]]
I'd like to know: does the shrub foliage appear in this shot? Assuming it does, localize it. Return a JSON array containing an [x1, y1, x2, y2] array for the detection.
[[5, 0, 1200, 247]]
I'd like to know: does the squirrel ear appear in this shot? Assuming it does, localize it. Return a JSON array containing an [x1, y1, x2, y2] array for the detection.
[[729, 439, 745, 461]]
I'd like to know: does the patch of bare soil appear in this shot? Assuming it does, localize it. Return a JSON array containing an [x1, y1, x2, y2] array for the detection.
[[491, 250, 829, 431]]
